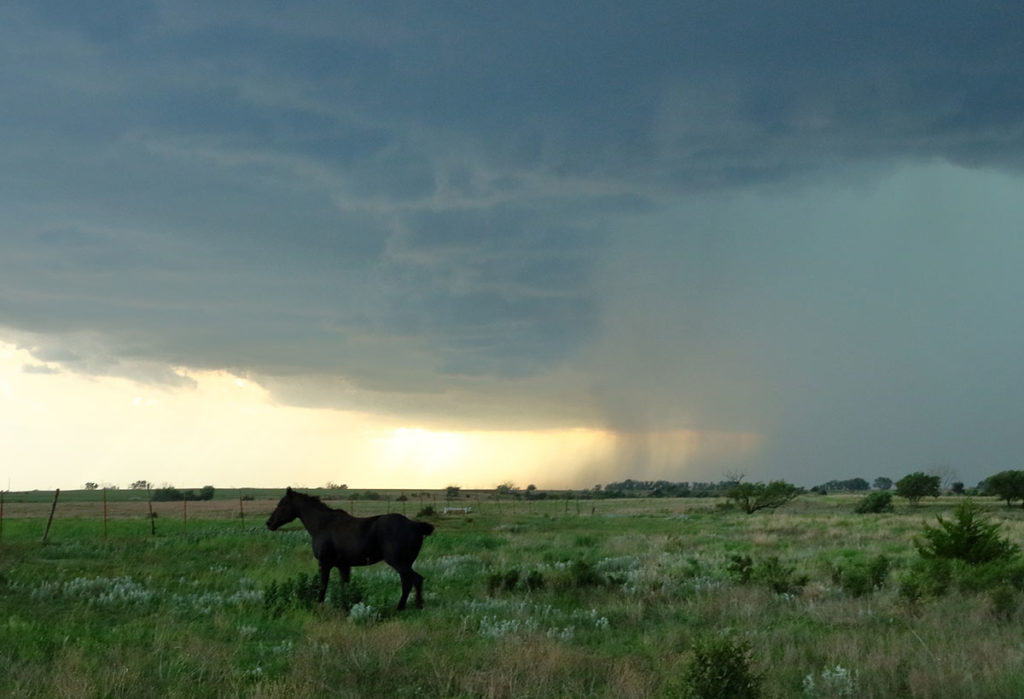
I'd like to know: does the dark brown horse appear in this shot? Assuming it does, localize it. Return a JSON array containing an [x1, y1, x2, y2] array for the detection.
[[266, 487, 434, 610]]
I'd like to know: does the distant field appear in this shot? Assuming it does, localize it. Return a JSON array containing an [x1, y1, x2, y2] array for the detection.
[[3, 494, 1024, 697]]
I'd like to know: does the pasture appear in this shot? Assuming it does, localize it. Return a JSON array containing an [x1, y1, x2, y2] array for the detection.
[[2, 492, 1024, 697]]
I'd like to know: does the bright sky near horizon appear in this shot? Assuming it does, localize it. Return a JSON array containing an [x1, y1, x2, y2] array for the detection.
[[3, 3, 1024, 491]]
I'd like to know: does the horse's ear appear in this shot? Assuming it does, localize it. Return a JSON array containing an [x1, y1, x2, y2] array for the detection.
[[286, 486, 293, 494]]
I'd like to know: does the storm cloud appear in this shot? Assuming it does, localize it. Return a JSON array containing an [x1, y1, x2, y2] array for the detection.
[[3, 2, 1024, 485]]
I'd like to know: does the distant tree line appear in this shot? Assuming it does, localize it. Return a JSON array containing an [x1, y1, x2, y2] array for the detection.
[[810, 477, 871, 493], [151, 485, 215, 502], [593, 479, 738, 499]]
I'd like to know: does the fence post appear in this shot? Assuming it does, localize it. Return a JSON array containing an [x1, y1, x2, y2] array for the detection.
[[42, 488, 60, 543], [148, 485, 156, 536], [183, 498, 187, 533], [103, 487, 108, 539], [0, 490, 4, 541], [239, 493, 245, 529]]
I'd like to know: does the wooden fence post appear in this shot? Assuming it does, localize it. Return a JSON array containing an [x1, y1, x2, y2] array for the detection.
[[103, 487, 108, 539], [183, 498, 187, 532], [0, 490, 4, 541], [239, 493, 245, 529], [148, 485, 156, 536], [42, 489, 60, 543]]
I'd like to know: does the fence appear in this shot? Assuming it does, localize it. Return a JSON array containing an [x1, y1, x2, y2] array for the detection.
[[0, 488, 645, 544]]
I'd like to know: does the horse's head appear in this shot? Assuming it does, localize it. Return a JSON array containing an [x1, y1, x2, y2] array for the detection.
[[266, 487, 300, 530]]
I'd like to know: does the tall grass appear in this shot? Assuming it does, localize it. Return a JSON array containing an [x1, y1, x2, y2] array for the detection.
[[2, 496, 1024, 696]]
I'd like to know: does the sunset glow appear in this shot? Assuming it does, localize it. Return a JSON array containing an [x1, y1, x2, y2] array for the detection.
[[0, 340, 762, 491]]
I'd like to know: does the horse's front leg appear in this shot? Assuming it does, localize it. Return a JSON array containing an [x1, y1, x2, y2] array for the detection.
[[339, 565, 351, 583], [317, 561, 331, 603]]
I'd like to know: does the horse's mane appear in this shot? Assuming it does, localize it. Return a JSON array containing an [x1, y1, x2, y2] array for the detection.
[[290, 488, 334, 512]]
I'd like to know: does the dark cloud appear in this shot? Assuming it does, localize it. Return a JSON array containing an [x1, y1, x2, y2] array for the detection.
[[3, 2, 1024, 484]]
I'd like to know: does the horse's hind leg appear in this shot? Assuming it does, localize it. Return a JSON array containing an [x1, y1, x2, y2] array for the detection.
[[394, 566, 423, 611], [412, 569, 425, 609]]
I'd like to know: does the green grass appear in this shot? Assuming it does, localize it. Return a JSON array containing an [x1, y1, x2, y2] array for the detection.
[[3, 495, 1024, 697]]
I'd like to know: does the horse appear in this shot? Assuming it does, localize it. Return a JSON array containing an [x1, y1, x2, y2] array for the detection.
[[266, 487, 435, 610]]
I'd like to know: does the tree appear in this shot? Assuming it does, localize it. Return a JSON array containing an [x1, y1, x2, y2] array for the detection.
[[496, 482, 518, 496], [84, 482, 99, 490], [130, 480, 150, 490], [873, 477, 892, 491], [984, 470, 1024, 507], [895, 472, 941, 505], [726, 480, 803, 514], [445, 485, 461, 499]]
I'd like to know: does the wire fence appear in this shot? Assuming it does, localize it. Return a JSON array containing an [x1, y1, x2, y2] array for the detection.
[[0, 488, 616, 544]]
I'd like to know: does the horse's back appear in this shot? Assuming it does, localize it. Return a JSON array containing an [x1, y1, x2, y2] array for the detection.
[[366, 513, 432, 564]]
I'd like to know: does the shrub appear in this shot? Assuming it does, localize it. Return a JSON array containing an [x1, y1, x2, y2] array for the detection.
[[680, 634, 762, 698], [836, 555, 890, 597], [417, 505, 436, 518], [726, 554, 754, 584], [525, 570, 545, 591], [989, 585, 1018, 621], [916, 500, 1019, 565], [569, 560, 603, 588], [754, 556, 808, 595], [854, 491, 893, 514], [487, 568, 519, 594]]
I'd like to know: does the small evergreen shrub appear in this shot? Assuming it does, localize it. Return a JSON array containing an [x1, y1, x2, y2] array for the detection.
[[916, 500, 1019, 565]]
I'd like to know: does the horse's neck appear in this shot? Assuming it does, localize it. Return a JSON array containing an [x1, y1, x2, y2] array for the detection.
[[295, 500, 337, 533]]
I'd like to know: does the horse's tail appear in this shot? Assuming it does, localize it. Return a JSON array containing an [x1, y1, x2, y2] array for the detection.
[[417, 521, 435, 537]]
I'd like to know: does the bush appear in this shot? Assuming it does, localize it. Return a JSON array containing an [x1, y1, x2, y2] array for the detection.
[[417, 505, 436, 518], [680, 634, 762, 699], [835, 555, 890, 597], [754, 556, 808, 595], [726, 554, 754, 584], [569, 560, 603, 588], [854, 491, 893, 514], [916, 500, 1019, 565], [989, 585, 1018, 621], [487, 568, 520, 594]]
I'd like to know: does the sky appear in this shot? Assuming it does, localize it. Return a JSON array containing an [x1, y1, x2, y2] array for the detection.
[[3, 2, 1024, 491]]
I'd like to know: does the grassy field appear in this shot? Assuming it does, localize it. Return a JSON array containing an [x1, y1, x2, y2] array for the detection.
[[3, 492, 1024, 697]]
